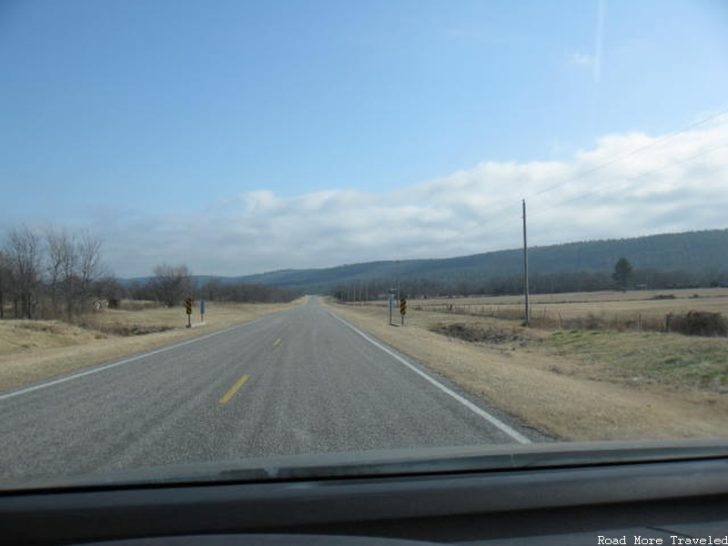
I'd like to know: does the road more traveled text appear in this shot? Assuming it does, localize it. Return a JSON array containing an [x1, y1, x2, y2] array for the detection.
[[598, 536, 728, 545]]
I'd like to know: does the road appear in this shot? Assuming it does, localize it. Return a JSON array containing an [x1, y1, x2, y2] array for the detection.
[[0, 298, 539, 485]]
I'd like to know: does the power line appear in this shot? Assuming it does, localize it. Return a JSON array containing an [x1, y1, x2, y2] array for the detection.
[[532, 108, 728, 198], [456, 138, 727, 249], [467, 107, 728, 231], [529, 142, 728, 219]]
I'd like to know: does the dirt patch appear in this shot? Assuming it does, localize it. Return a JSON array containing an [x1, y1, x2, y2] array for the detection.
[[430, 322, 526, 346], [76, 322, 173, 337]]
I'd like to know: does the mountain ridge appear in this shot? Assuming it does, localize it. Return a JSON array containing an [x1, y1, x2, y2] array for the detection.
[[121, 228, 728, 293]]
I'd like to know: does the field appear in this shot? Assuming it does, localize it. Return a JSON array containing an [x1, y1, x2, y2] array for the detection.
[[0, 298, 304, 390], [325, 288, 728, 441], [404, 288, 728, 328]]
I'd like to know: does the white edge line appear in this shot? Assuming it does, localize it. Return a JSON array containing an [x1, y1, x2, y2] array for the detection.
[[328, 310, 532, 445], [0, 315, 273, 402]]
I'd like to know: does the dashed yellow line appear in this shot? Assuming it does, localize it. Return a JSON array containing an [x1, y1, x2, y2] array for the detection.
[[273, 337, 282, 347], [218, 374, 250, 405]]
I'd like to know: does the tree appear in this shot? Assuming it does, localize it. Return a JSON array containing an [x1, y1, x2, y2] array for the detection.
[[200, 278, 224, 301], [46, 229, 75, 316], [45, 230, 105, 317], [6, 226, 42, 318], [150, 264, 192, 307], [76, 233, 104, 302], [612, 257, 633, 291], [0, 250, 12, 319], [92, 276, 126, 302]]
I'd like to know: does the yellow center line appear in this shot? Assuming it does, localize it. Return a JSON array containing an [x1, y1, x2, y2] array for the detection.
[[273, 337, 282, 347], [218, 374, 250, 405]]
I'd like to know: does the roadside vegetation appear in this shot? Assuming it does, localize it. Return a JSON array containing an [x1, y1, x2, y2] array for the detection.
[[546, 329, 728, 392]]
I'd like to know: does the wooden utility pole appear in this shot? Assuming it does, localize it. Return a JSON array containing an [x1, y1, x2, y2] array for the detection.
[[522, 199, 530, 326]]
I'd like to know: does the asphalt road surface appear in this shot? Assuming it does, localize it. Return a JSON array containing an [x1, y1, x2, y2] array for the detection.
[[0, 298, 540, 485]]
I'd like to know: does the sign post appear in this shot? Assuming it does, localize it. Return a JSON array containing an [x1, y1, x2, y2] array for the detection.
[[388, 293, 394, 325], [399, 297, 407, 326], [200, 299, 205, 323], [184, 297, 192, 328]]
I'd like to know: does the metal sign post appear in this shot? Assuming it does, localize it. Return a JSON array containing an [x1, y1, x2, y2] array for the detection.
[[388, 294, 394, 325], [200, 299, 205, 323]]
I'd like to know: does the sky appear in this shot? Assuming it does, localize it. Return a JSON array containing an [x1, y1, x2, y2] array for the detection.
[[1, 0, 727, 277]]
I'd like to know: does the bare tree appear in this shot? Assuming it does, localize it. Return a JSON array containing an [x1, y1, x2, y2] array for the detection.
[[0, 250, 12, 319], [150, 264, 192, 307], [91, 276, 126, 306], [46, 229, 75, 316], [6, 226, 42, 319], [63, 233, 106, 317], [77, 233, 104, 298], [200, 278, 223, 301]]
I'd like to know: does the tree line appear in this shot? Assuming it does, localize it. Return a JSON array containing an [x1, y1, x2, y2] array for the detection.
[[0, 225, 300, 321], [0, 226, 107, 319], [331, 258, 728, 301], [127, 265, 301, 305]]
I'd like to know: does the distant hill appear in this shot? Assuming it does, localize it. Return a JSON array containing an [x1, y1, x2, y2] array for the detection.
[[122, 228, 728, 293], [228, 228, 728, 292]]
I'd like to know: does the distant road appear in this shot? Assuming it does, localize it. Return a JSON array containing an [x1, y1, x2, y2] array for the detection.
[[0, 297, 537, 484]]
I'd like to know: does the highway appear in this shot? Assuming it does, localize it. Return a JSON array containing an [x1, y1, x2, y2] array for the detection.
[[0, 298, 538, 485]]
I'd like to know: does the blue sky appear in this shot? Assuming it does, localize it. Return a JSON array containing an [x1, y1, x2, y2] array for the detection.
[[1, 0, 728, 276]]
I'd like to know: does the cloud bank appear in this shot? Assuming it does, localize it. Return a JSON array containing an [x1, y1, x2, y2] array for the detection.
[[92, 115, 728, 277]]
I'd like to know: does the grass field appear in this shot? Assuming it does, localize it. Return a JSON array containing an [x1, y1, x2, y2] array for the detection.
[[403, 288, 728, 328], [325, 289, 728, 441], [0, 298, 304, 390]]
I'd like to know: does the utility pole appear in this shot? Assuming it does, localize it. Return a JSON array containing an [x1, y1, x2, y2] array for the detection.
[[388, 290, 394, 325], [522, 199, 530, 326]]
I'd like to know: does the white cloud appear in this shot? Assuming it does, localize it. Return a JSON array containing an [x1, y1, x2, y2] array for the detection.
[[90, 115, 728, 277]]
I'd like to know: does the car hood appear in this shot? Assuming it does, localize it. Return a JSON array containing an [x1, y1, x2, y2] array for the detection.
[[3, 438, 728, 492]]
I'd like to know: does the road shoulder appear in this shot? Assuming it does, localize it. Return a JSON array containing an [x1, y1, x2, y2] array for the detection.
[[324, 300, 728, 441]]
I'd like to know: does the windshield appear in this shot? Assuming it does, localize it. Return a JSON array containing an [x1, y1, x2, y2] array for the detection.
[[1, 0, 727, 489]]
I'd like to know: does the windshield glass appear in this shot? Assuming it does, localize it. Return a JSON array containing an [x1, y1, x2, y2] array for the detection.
[[1, 0, 727, 488]]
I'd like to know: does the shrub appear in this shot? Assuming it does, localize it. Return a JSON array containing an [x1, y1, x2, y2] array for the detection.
[[665, 311, 728, 337]]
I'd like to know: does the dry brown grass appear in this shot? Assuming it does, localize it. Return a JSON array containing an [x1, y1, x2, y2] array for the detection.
[[401, 288, 728, 327], [0, 298, 305, 391], [325, 298, 728, 442]]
